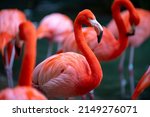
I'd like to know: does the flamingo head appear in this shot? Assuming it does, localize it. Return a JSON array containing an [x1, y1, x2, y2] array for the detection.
[[75, 9, 103, 43], [127, 7, 140, 36], [19, 21, 37, 42], [36, 25, 52, 39]]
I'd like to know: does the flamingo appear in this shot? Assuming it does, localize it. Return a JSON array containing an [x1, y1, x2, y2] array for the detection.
[[32, 9, 103, 99], [0, 9, 27, 87], [37, 13, 73, 56], [0, 21, 47, 100], [107, 2, 150, 96], [61, 0, 140, 99], [131, 66, 150, 100]]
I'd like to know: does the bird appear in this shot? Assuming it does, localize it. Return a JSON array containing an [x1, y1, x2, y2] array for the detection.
[[0, 21, 47, 100], [37, 13, 73, 57], [107, 2, 150, 96], [61, 0, 140, 99], [131, 66, 150, 100], [0, 9, 27, 87], [32, 9, 103, 99]]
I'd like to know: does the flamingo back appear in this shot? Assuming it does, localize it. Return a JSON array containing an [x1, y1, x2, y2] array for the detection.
[[0, 9, 26, 36], [62, 27, 98, 53], [93, 27, 121, 61], [32, 52, 92, 98], [0, 86, 47, 100], [37, 13, 73, 43]]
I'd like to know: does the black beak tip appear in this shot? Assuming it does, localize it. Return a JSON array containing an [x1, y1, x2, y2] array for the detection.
[[15, 45, 22, 57], [97, 31, 103, 43], [126, 29, 135, 36], [126, 24, 135, 36]]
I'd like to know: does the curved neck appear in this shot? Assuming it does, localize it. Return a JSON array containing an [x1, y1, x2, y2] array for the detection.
[[18, 34, 36, 86], [74, 18, 103, 87], [111, 0, 137, 58]]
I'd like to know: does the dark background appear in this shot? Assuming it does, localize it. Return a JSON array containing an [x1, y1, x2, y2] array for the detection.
[[0, 0, 150, 99]]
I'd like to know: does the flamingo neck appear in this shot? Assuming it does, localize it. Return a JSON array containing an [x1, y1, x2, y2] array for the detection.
[[132, 66, 150, 99], [74, 19, 103, 88], [111, 0, 138, 58], [18, 35, 36, 86]]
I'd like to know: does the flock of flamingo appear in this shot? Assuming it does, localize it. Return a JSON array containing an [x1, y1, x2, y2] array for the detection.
[[0, 0, 149, 100]]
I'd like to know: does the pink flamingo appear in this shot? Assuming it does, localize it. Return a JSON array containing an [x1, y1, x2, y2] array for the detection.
[[107, 3, 150, 96], [61, 0, 140, 98], [32, 9, 103, 99], [131, 66, 150, 100], [37, 13, 73, 56], [0, 21, 47, 100], [0, 9, 27, 87]]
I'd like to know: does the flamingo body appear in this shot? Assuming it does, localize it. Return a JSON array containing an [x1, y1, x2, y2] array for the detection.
[[0, 9, 26, 36], [37, 13, 73, 43], [62, 27, 122, 61], [0, 86, 47, 100], [33, 52, 96, 98], [0, 9, 26, 51]]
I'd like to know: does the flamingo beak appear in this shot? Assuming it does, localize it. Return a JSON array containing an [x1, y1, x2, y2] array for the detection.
[[89, 19, 103, 43], [126, 24, 135, 36]]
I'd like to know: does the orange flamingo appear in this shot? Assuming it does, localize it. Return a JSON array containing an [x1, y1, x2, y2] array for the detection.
[[37, 13, 73, 56], [32, 9, 103, 99], [0, 21, 47, 100], [0, 9, 27, 87], [61, 0, 140, 98], [131, 66, 150, 100], [107, 4, 150, 96]]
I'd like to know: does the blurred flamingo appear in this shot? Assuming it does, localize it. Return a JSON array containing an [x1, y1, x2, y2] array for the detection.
[[0, 21, 47, 100], [61, 0, 140, 98], [107, 4, 150, 96], [0, 9, 27, 87], [32, 9, 103, 99], [131, 66, 150, 100], [37, 13, 73, 56]]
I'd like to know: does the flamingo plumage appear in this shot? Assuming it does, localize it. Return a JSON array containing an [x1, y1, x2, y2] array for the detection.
[[107, 5, 150, 96], [0, 21, 47, 100], [61, 0, 140, 99], [0, 9, 27, 87], [131, 66, 150, 100], [32, 9, 103, 99], [37, 13, 73, 56]]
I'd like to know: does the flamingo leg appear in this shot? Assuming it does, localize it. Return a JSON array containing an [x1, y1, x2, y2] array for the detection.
[[87, 90, 94, 99], [47, 40, 54, 57], [128, 46, 135, 95], [81, 95, 87, 100], [81, 90, 94, 100], [4, 45, 15, 88], [118, 51, 127, 98], [57, 43, 62, 51]]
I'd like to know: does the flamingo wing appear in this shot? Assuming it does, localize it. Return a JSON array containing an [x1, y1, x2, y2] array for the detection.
[[32, 52, 92, 98]]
